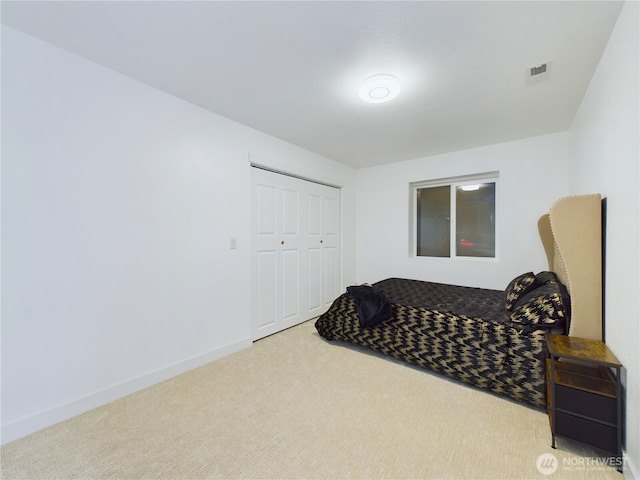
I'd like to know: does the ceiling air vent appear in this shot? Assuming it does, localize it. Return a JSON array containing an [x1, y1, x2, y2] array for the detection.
[[530, 64, 547, 76], [526, 61, 551, 85]]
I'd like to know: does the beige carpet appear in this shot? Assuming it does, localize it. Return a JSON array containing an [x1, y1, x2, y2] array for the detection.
[[1, 320, 622, 479]]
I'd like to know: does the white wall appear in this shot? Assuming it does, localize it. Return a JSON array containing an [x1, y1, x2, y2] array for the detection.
[[0, 27, 356, 443], [355, 132, 569, 290], [568, 2, 639, 477]]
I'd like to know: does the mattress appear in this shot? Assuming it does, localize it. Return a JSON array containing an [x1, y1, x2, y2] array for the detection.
[[315, 277, 549, 408]]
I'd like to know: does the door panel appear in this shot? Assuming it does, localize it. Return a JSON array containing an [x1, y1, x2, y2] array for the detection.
[[323, 246, 338, 307], [324, 197, 337, 236], [257, 185, 276, 235], [308, 194, 321, 235], [282, 249, 299, 320], [282, 189, 299, 236], [307, 248, 322, 311], [256, 251, 277, 329]]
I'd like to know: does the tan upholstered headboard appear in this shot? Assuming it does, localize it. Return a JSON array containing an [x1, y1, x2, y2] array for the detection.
[[538, 194, 603, 341]]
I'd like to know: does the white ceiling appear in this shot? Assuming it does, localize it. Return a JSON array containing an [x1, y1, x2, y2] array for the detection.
[[1, 1, 624, 169]]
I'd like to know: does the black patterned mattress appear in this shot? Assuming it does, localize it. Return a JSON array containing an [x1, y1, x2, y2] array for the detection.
[[315, 273, 570, 408]]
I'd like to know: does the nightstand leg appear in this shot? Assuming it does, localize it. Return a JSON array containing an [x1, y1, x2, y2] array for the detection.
[[550, 355, 557, 450], [616, 365, 622, 473]]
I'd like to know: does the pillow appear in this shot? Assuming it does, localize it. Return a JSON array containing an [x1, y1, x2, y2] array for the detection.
[[509, 283, 571, 330], [504, 272, 538, 312], [535, 271, 560, 286]]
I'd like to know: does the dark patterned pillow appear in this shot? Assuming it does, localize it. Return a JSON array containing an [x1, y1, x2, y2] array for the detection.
[[504, 272, 538, 312], [510, 283, 571, 330], [535, 271, 560, 286]]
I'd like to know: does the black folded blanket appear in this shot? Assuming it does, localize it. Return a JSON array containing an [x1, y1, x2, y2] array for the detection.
[[346, 284, 392, 327]]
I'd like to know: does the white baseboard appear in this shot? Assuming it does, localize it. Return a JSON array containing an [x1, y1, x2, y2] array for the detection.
[[1, 337, 253, 444], [625, 452, 638, 480]]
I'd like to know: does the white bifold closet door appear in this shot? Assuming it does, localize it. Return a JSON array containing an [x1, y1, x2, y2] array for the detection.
[[251, 167, 341, 340]]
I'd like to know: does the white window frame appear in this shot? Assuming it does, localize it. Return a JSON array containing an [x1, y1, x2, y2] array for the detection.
[[409, 171, 499, 260]]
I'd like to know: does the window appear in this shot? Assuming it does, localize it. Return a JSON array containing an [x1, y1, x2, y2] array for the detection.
[[412, 173, 497, 258]]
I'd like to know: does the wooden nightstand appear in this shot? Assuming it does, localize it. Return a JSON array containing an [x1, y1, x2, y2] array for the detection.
[[544, 332, 623, 473]]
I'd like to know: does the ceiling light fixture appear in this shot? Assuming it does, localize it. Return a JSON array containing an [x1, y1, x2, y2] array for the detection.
[[359, 74, 401, 103]]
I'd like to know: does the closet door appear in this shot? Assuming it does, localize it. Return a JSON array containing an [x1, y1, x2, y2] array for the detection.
[[251, 167, 340, 340], [252, 169, 304, 340], [305, 182, 341, 319], [321, 187, 341, 307]]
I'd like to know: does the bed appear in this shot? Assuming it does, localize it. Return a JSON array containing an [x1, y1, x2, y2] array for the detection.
[[315, 194, 603, 408]]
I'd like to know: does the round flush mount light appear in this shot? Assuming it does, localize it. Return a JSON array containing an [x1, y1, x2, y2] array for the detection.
[[359, 74, 401, 103]]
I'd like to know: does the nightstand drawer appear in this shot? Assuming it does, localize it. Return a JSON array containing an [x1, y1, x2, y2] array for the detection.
[[556, 384, 616, 424], [555, 411, 617, 453]]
